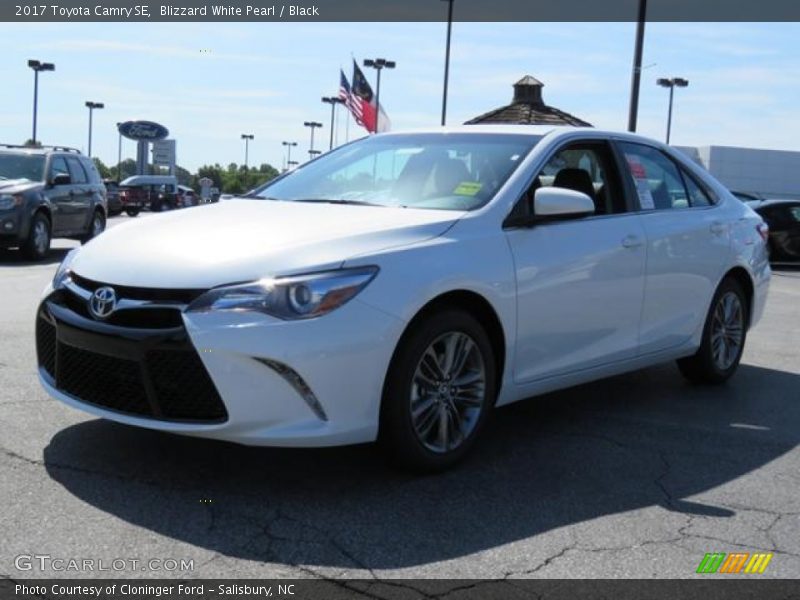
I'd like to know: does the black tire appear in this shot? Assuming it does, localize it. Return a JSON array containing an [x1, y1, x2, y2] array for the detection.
[[81, 209, 106, 244], [379, 309, 497, 472], [150, 200, 162, 212], [21, 212, 51, 261], [125, 207, 140, 217], [677, 278, 748, 385]]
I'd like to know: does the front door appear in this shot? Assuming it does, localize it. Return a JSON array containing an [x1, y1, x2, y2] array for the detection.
[[506, 140, 647, 383]]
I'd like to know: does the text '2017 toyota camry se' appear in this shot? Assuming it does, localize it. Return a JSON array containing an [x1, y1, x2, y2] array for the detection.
[[36, 126, 771, 471]]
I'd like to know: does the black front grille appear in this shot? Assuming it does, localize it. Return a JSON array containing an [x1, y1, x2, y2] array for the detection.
[[36, 316, 56, 377], [59, 343, 152, 417], [146, 350, 228, 420], [36, 297, 228, 424]]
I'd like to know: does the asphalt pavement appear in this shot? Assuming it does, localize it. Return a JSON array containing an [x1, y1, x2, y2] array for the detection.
[[1, 215, 798, 581]]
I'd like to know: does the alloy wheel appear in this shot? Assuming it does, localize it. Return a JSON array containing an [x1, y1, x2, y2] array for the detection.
[[710, 291, 744, 371], [409, 331, 487, 453]]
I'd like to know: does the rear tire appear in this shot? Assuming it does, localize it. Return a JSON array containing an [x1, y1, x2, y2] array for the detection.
[[379, 309, 497, 472], [21, 212, 51, 261], [125, 207, 140, 217], [677, 278, 748, 385], [81, 209, 105, 244]]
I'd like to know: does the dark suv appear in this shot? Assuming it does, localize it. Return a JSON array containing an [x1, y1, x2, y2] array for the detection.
[[0, 144, 107, 260]]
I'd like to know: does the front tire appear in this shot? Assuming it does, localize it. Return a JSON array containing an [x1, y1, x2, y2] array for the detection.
[[677, 278, 748, 385], [125, 207, 140, 217], [379, 309, 497, 472], [21, 212, 51, 260]]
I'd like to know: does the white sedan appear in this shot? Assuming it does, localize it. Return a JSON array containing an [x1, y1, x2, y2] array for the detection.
[[37, 126, 770, 471]]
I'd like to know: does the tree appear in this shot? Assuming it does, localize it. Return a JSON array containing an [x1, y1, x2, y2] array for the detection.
[[92, 157, 112, 180]]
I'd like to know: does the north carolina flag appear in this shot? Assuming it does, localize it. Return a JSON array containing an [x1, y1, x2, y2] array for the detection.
[[350, 60, 391, 133]]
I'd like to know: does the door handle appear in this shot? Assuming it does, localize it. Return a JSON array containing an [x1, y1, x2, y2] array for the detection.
[[710, 221, 727, 235], [621, 235, 643, 249]]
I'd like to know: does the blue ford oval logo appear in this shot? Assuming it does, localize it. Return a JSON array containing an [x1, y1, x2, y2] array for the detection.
[[117, 120, 169, 141], [89, 287, 117, 319]]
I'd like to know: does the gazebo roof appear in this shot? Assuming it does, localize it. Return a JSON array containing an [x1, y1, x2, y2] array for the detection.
[[465, 75, 592, 127]]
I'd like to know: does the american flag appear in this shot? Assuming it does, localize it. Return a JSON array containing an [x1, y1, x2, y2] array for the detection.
[[339, 69, 363, 126]]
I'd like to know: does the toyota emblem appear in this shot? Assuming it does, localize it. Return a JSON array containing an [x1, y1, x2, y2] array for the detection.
[[89, 286, 117, 319]]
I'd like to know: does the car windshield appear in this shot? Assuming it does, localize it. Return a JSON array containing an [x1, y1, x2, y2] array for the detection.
[[0, 153, 46, 182], [249, 133, 540, 211]]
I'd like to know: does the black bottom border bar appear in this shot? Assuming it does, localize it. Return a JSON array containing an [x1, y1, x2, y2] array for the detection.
[[3, 579, 800, 600]]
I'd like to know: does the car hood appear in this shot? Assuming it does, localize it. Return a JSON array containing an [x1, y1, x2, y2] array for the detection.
[[71, 199, 462, 289], [0, 179, 41, 194]]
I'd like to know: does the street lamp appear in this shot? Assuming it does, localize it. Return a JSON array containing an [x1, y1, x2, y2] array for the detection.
[[27, 59, 55, 145], [308, 150, 322, 160], [656, 77, 689, 144], [287, 160, 299, 171], [321, 97, 345, 150], [241, 134, 254, 170], [363, 58, 396, 133], [85, 101, 104, 157], [282, 141, 297, 172], [440, 0, 455, 126], [116, 122, 123, 182], [303, 121, 323, 159], [627, 0, 647, 132]]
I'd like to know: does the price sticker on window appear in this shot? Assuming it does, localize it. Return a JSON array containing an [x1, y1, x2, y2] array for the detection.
[[453, 181, 483, 196]]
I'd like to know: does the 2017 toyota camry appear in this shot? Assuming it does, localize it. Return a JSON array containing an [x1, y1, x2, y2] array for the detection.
[[36, 126, 771, 471]]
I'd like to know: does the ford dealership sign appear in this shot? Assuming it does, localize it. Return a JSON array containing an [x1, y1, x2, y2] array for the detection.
[[118, 120, 169, 141]]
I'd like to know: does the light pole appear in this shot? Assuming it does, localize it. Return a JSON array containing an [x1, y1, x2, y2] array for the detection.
[[282, 141, 297, 172], [627, 0, 647, 132], [657, 77, 689, 144], [116, 122, 123, 181], [287, 160, 299, 171], [27, 60, 55, 145], [85, 101, 104, 157], [303, 121, 322, 159], [321, 97, 345, 150], [363, 58, 396, 133], [440, 0, 455, 126], [241, 134, 254, 170]]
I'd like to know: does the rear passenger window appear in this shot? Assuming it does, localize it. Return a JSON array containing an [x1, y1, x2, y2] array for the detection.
[[65, 157, 88, 184], [619, 143, 688, 210], [682, 173, 712, 207]]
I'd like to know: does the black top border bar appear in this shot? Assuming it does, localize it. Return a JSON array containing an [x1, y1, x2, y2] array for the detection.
[[4, 0, 800, 22]]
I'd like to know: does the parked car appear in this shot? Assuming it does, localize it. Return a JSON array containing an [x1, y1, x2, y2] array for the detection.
[[103, 179, 122, 216], [36, 126, 770, 471], [118, 175, 179, 216], [749, 199, 800, 263], [177, 185, 198, 207], [0, 144, 107, 260]]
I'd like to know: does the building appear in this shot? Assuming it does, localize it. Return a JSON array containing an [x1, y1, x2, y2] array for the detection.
[[676, 145, 800, 199], [465, 75, 592, 127]]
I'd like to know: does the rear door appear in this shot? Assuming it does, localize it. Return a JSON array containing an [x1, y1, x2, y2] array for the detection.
[[616, 142, 731, 355], [64, 156, 92, 232], [506, 140, 647, 382]]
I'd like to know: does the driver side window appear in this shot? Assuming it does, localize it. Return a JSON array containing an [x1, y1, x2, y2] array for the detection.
[[508, 141, 626, 223]]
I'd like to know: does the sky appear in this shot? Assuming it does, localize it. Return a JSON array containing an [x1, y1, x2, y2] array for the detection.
[[1, 21, 799, 173]]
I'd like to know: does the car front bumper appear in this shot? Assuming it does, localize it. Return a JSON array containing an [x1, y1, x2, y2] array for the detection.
[[37, 284, 407, 447]]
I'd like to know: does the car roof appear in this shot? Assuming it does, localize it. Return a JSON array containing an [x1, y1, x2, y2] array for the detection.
[[0, 144, 81, 155], [377, 125, 671, 147]]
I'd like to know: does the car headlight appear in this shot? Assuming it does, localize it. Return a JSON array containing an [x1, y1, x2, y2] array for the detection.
[[0, 194, 23, 210], [187, 266, 379, 320], [52, 248, 79, 290]]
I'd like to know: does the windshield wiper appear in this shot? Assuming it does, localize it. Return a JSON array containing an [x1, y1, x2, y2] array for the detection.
[[293, 198, 383, 207]]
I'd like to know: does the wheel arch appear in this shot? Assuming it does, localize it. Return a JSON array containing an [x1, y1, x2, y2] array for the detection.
[[722, 266, 755, 328], [384, 289, 507, 399]]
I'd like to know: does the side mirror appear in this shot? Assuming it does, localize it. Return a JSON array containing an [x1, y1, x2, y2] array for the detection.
[[51, 173, 71, 186], [534, 187, 595, 220]]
